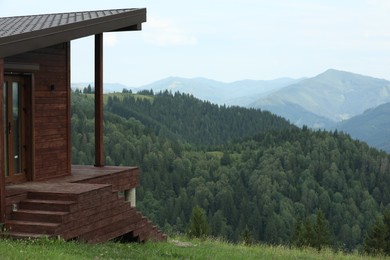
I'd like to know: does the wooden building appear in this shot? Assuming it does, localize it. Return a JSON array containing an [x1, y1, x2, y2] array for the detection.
[[0, 9, 166, 242]]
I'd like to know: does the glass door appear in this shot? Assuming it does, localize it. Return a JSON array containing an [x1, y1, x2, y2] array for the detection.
[[4, 76, 26, 182]]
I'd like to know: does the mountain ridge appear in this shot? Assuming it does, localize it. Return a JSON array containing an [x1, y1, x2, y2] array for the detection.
[[249, 69, 390, 127], [337, 101, 390, 152], [132, 76, 302, 106]]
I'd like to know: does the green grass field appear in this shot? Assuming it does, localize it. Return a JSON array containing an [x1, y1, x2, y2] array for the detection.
[[80, 92, 154, 104], [103, 92, 154, 104], [0, 236, 386, 260]]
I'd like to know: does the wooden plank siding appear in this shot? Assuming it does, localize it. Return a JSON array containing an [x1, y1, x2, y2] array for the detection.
[[0, 58, 5, 222], [5, 43, 71, 181]]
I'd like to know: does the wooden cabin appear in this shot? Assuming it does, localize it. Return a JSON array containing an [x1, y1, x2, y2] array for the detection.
[[0, 9, 166, 243]]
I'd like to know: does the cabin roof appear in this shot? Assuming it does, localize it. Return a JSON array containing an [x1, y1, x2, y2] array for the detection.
[[0, 8, 146, 58]]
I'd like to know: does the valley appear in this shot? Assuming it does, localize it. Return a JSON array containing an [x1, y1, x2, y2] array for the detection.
[[71, 90, 390, 252]]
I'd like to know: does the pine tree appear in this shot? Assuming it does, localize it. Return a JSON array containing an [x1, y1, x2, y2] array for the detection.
[[187, 205, 210, 239], [313, 210, 331, 251], [363, 217, 388, 255], [220, 151, 232, 166], [241, 226, 253, 246], [384, 210, 390, 255], [292, 219, 309, 247], [364, 210, 390, 256], [292, 210, 331, 251]]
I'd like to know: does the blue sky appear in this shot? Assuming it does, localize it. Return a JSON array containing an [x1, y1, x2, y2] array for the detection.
[[1, 0, 390, 87]]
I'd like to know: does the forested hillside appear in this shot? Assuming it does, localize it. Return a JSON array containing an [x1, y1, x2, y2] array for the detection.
[[337, 102, 390, 153], [71, 90, 390, 252], [106, 90, 294, 146]]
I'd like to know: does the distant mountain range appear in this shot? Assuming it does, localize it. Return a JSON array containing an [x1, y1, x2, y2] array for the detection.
[[250, 69, 390, 128], [133, 77, 303, 106], [72, 69, 390, 152]]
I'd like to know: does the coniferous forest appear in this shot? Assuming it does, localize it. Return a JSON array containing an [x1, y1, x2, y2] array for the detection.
[[71, 90, 390, 253]]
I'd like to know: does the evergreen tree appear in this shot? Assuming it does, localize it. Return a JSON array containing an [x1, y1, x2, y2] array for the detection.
[[292, 218, 315, 248], [384, 210, 390, 254], [292, 210, 331, 251], [292, 219, 307, 247], [363, 216, 388, 255], [187, 206, 210, 239], [241, 226, 254, 246], [220, 151, 232, 166], [313, 210, 331, 251], [83, 84, 93, 94], [364, 210, 390, 256]]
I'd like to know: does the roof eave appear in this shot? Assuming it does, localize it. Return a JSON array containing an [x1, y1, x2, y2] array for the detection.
[[0, 8, 146, 58]]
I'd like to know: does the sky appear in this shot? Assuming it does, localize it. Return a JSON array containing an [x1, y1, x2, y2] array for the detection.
[[0, 0, 390, 87]]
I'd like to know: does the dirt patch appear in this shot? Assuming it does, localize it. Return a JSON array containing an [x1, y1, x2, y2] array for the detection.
[[170, 240, 194, 247]]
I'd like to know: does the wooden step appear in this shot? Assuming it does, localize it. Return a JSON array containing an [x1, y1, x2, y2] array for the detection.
[[4, 181, 167, 243], [61, 198, 125, 224], [19, 199, 75, 212], [60, 204, 136, 240], [26, 185, 114, 203], [130, 212, 167, 242], [27, 191, 78, 202], [132, 217, 148, 236], [134, 222, 153, 241], [5, 220, 59, 234], [11, 209, 68, 223], [71, 190, 119, 212]]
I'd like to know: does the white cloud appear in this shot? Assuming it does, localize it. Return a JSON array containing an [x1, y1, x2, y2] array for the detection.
[[142, 17, 198, 46]]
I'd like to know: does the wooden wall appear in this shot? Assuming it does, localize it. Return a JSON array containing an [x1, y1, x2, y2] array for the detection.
[[0, 58, 5, 222], [5, 43, 71, 181]]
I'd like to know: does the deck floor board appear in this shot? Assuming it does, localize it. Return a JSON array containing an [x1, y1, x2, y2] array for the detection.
[[6, 165, 139, 198]]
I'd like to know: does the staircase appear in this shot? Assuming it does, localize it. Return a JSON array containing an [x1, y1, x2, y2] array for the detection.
[[3, 183, 166, 243]]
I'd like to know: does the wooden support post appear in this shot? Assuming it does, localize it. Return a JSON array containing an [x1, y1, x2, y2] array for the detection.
[[94, 34, 104, 167], [66, 42, 71, 174], [130, 188, 136, 207], [125, 188, 136, 207], [0, 58, 5, 222]]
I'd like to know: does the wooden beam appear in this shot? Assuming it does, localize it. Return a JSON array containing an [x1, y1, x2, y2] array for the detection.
[[4, 63, 40, 72], [66, 42, 71, 173], [0, 58, 5, 223], [94, 34, 104, 167]]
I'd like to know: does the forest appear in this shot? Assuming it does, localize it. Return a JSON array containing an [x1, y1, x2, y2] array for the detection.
[[71, 89, 390, 253]]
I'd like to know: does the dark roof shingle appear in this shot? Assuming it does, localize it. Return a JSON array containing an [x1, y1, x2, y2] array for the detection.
[[0, 8, 146, 58]]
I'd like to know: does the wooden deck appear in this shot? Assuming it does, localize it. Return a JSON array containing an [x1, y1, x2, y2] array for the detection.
[[3, 165, 166, 243], [6, 165, 139, 198]]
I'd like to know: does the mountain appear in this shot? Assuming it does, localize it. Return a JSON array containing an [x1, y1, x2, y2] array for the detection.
[[262, 102, 336, 129], [337, 102, 390, 152], [249, 69, 390, 128], [134, 77, 302, 106]]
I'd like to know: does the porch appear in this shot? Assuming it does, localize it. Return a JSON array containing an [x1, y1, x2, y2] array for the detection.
[[3, 165, 165, 243]]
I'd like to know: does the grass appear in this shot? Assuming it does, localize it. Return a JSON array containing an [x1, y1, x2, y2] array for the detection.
[[103, 92, 154, 104], [81, 92, 154, 104], [0, 236, 387, 260]]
